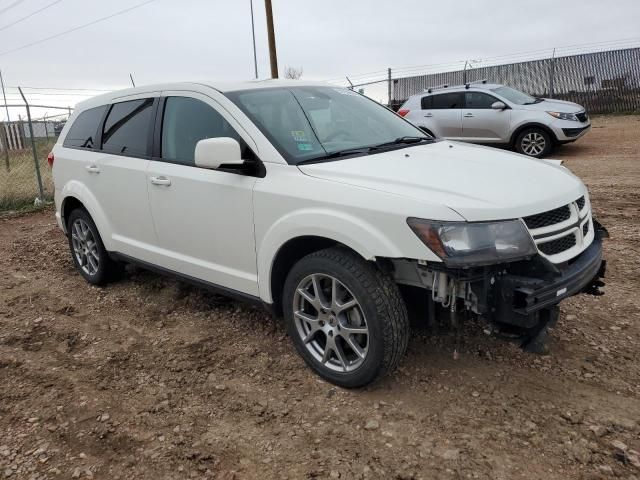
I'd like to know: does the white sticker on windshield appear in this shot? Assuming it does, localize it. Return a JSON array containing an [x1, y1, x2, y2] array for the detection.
[[333, 88, 359, 96]]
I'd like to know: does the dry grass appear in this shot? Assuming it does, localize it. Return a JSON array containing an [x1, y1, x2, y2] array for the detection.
[[0, 138, 56, 210]]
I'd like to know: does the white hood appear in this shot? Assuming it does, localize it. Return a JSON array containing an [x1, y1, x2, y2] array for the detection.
[[298, 141, 585, 222]]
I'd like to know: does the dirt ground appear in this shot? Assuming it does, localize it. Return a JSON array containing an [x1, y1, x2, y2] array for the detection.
[[1, 115, 639, 480]]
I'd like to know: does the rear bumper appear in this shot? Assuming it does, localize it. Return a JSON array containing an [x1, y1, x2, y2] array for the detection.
[[492, 235, 605, 328]]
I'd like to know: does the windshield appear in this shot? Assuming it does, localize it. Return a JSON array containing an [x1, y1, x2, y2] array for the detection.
[[224, 86, 427, 164], [491, 86, 538, 105]]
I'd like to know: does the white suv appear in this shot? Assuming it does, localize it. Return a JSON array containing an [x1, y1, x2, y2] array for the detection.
[[398, 82, 591, 158], [51, 80, 606, 387]]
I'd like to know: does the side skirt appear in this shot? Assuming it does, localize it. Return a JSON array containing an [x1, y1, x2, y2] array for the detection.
[[109, 251, 272, 312]]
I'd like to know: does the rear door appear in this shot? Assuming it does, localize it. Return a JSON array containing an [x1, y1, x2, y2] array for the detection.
[[462, 91, 511, 142], [426, 92, 463, 138], [145, 91, 259, 295], [85, 95, 158, 258]]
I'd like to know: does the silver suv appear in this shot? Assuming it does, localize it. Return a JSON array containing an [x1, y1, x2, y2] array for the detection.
[[398, 81, 591, 158]]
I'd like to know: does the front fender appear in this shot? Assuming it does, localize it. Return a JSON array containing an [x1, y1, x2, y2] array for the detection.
[[257, 207, 426, 303], [59, 180, 114, 251]]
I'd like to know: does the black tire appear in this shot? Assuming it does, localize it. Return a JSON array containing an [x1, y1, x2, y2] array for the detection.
[[514, 127, 553, 158], [282, 247, 409, 388], [66, 208, 121, 285]]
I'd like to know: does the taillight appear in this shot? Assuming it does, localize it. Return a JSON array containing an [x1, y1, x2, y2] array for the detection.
[[47, 152, 54, 168], [397, 109, 410, 117]]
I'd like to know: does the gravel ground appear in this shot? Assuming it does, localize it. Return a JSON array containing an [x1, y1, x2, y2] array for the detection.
[[1, 115, 639, 480]]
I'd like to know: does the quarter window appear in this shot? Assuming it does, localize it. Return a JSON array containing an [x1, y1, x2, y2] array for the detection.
[[63, 105, 107, 149], [161, 97, 245, 166], [420, 96, 433, 109], [465, 92, 498, 109], [431, 93, 463, 109], [102, 98, 154, 157]]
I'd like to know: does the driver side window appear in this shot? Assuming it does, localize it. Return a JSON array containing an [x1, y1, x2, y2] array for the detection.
[[161, 97, 247, 166]]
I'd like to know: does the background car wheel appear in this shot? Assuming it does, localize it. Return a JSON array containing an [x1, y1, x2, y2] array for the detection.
[[515, 127, 553, 158], [282, 247, 409, 388], [67, 208, 122, 285]]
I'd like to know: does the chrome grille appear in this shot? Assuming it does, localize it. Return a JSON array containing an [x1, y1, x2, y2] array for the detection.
[[538, 234, 577, 256], [523, 205, 571, 229]]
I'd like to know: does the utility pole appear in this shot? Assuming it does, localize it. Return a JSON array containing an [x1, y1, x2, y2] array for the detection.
[[0, 69, 9, 122], [0, 69, 9, 171], [249, 0, 258, 79], [264, 0, 278, 78], [387, 68, 392, 107]]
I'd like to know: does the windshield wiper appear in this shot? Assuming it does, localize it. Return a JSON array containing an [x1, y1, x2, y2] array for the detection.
[[297, 136, 433, 165], [369, 136, 433, 150], [297, 147, 371, 164]]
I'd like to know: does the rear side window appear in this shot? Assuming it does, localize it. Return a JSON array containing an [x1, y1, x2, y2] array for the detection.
[[160, 97, 246, 166], [420, 96, 432, 109], [465, 92, 498, 109], [431, 93, 463, 109], [102, 98, 154, 157], [63, 106, 106, 149]]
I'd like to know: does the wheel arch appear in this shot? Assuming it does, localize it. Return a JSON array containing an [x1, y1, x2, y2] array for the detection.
[[510, 122, 558, 147], [58, 181, 113, 250]]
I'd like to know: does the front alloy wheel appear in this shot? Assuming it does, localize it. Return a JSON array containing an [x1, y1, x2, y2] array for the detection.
[[283, 247, 409, 388], [293, 273, 369, 372], [516, 127, 552, 158]]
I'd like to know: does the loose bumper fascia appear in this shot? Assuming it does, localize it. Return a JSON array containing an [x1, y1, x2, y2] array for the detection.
[[491, 232, 605, 327]]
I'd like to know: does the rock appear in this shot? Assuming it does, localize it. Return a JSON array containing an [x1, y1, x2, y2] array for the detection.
[[27, 417, 39, 423], [215, 384, 227, 391], [628, 451, 640, 468], [364, 420, 379, 431], [566, 314, 577, 321], [597, 465, 614, 475], [3, 469, 13, 478], [588, 425, 606, 437], [436, 448, 460, 461], [610, 440, 628, 452], [71, 468, 81, 479], [0, 447, 9, 457], [471, 391, 480, 398], [329, 471, 340, 479], [99, 413, 110, 422]]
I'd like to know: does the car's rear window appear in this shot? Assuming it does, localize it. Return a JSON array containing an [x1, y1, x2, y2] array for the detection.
[[63, 105, 107, 149]]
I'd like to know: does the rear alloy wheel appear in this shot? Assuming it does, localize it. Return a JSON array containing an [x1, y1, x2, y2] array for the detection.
[[283, 247, 409, 388], [515, 127, 552, 158], [67, 208, 122, 285]]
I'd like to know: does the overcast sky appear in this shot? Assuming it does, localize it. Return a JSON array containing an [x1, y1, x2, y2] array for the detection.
[[1, 0, 639, 118]]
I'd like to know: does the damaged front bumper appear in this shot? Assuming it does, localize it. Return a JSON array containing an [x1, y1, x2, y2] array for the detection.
[[391, 221, 607, 334]]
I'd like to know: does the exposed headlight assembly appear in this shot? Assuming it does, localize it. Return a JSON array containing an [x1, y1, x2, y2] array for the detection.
[[547, 111, 579, 121], [407, 218, 537, 267]]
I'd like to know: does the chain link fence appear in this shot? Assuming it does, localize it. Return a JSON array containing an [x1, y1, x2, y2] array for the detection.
[[390, 47, 640, 112], [0, 102, 70, 210]]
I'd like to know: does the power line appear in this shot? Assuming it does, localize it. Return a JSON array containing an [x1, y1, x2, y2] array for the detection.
[[0, 0, 156, 57], [8, 85, 112, 92], [0, 0, 65, 33], [0, 0, 26, 16]]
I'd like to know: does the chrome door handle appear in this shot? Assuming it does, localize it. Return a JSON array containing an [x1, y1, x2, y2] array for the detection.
[[86, 165, 100, 174], [463, 113, 474, 117], [424, 113, 433, 117], [150, 176, 171, 186]]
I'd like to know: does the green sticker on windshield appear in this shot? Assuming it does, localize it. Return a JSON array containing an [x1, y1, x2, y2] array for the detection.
[[297, 143, 313, 151], [291, 130, 307, 142]]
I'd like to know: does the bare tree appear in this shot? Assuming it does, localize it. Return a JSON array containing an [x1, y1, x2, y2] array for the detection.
[[284, 66, 303, 80]]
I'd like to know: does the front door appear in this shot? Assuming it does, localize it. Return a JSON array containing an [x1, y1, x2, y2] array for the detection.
[[461, 91, 511, 142], [146, 92, 260, 296]]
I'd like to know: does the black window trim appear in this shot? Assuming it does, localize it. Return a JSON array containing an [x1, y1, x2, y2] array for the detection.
[[429, 91, 465, 109], [151, 95, 266, 177], [62, 105, 109, 152], [96, 97, 159, 161], [463, 91, 503, 110]]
